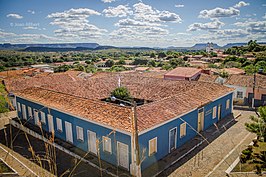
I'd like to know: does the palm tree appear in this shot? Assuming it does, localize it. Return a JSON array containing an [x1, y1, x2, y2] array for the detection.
[[245, 106, 266, 142]]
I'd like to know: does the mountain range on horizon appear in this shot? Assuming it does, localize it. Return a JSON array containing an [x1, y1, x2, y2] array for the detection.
[[0, 42, 266, 52]]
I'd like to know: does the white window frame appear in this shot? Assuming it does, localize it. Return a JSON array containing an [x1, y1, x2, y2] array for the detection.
[[226, 99, 230, 109], [180, 123, 186, 138], [103, 136, 112, 153], [76, 126, 84, 141], [236, 91, 243, 99], [212, 106, 217, 119], [28, 106, 33, 119], [17, 102, 21, 112], [56, 118, 63, 132], [40, 111, 46, 124], [149, 137, 157, 156], [22, 104, 26, 120], [33, 109, 39, 125]]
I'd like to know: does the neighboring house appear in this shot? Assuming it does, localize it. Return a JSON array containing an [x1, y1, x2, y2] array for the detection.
[[164, 67, 202, 81], [224, 74, 266, 107], [197, 73, 219, 83], [10, 73, 234, 176], [223, 68, 245, 75]]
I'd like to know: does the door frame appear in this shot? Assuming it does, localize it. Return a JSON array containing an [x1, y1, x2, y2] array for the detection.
[[218, 104, 222, 120], [117, 141, 129, 170], [65, 121, 73, 143], [168, 127, 177, 153], [87, 130, 97, 155], [47, 114, 54, 133], [198, 107, 204, 132]]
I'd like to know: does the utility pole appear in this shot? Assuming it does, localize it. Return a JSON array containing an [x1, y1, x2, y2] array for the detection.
[[132, 101, 141, 177], [252, 73, 256, 108]]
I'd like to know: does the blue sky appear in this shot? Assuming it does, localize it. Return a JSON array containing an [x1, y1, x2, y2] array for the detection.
[[0, 0, 265, 47]]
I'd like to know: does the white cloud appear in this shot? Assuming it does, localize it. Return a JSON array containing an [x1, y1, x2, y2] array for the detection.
[[6, 13, 23, 19], [213, 29, 249, 38], [27, 10, 35, 14], [235, 20, 266, 34], [187, 19, 224, 31], [133, 2, 181, 23], [175, 4, 184, 8], [199, 7, 240, 18], [47, 8, 107, 39], [102, 0, 115, 3], [234, 1, 250, 8], [103, 5, 132, 17], [23, 26, 38, 30], [263, 4, 266, 7], [159, 11, 182, 22], [263, 14, 266, 19]]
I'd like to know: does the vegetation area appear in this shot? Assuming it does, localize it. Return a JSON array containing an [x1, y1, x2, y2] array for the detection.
[[0, 40, 265, 75], [0, 84, 9, 113], [234, 106, 266, 174]]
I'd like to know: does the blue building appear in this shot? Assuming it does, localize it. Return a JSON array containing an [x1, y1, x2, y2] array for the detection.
[[11, 73, 234, 176]]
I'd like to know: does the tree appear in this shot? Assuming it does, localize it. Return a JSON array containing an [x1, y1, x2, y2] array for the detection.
[[147, 60, 156, 67], [111, 87, 132, 102], [245, 106, 266, 142], [150, 52, 156, 58], [158, 52, 166, 58], [105, 59, 114, 67], [0, 84, 9, 113], [219, 70, 229, 78]]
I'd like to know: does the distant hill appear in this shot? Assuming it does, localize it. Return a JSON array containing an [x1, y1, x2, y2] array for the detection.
[[222, 42, 266, 48], [0, 43, 99, 50], [23, 47, 94, 52], [191, 43, 221, 50]]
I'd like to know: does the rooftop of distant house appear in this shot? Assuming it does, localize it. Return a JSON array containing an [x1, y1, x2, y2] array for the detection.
[[164, 67, 202, 78], [225, 74, 266, 89], [11, 72, 234, 133], [198, 73, 219, 83], [223, 68, 245, 75]]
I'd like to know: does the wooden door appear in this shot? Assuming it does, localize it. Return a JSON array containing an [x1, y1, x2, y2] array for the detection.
[[117, 142, 129, 170], [198, 108, 204, 132], [47, 114, 54, 133], [88, 130, 97, 154], [169, 127, 177, 153], [65, 121, 73, 143], [22, 104, 26, 120], [218, 104, 222, 120]]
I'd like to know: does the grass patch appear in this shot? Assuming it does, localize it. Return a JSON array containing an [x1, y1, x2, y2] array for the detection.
[[0, 159, 14, 173], [233, 141, 266, 172]]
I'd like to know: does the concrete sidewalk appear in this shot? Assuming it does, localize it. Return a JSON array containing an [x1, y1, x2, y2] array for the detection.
[[168, 110, 256, 177], [142, 110, 256, 177]]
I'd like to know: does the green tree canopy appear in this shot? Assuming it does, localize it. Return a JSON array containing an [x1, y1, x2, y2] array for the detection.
[[245, 106, 266, 142], [111, 87, 132, 102]]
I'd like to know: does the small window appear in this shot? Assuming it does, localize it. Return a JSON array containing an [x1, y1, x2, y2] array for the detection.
[[76, 126, 84, 141], [149, 137, 157, 156], [226, 99, 230, 109], [17, 102, 21, 112], [28, 106, 33, 119], [180, 123, 186, 138], [212, 106, 217, 119], [40, 111, 46, 124], [103, 136, 112, 153], [236, 91, 243, 98], [56, 118, 62, 132]]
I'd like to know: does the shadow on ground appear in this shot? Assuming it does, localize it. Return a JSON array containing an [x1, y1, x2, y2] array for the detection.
[[142, 114, 237, 177]]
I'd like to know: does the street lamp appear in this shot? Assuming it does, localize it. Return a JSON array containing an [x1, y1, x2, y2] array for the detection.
[[110, 96, 141, 177]]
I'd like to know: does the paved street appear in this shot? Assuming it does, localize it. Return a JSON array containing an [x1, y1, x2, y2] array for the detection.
[[168, 108, 256, 177]]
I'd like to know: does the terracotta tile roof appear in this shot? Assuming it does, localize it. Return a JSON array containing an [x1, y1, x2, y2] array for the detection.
[[13, 73, 234, 132], [4, 73, 78, 92], [223, 68, 245, 75], [225, 74, 266, 89], [15, 87, 133, 132], [198, 74, 218, 83], [165, 67, 202, 78]]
